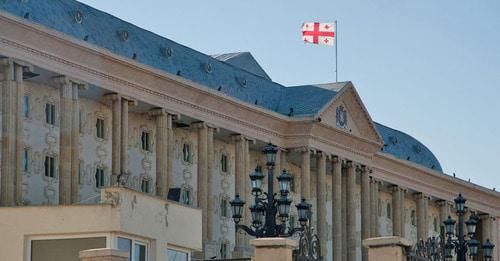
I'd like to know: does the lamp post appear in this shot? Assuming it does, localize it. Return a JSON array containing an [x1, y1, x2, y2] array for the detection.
[[230, 143, 311, 238], [443, 194, 495, 261]]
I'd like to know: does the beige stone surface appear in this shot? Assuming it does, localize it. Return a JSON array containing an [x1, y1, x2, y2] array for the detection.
[[250, 238, 297, 261], [79, 248, 129, 261], [363, 236, 411, 261]]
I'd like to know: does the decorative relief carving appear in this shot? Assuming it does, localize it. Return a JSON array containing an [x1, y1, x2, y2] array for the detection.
[[102, 191, 120, 207]]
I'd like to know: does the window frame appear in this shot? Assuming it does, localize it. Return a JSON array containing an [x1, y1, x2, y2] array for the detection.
[[141, 131, 151, 152], [22, 95, 30, 118], [45, 102, 56, 126], [167, 245, 190, 261], [96, 118, 105, 139], [116, 236, 150, 261], [44, 155, 56, 178], [220, 154, 228, 173], [95, 167, 105, 188], [182, 143, 191, 163], [141, 177, 151, 194]]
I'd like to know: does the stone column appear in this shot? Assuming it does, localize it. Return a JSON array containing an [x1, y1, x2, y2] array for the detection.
[[360, 165, 371, 261], [341, 163, 348, 261], [346, 160, 356, 261], [206, 126, 216, 245], [70, 81, 86, 203], [392, 186, 404, 237], [55, 76, 73, 205], [119, 98, 137, 176], [1, 59, 19, 206], [120, 99, 128, 175], [331, 156, 342, 261], [316, 152, 327, 259], [232, 134, 248, 256], [167, 114, 175, 188], [480, 214, 493, 243], [106, 94, 121, 184], [416, 193, 428, 240], [300, 147, 311, 199], [370, 178, 378, 237], [150, 109, 169, 197], [194, 122, 208, 252], [14, 63, 25, 205]]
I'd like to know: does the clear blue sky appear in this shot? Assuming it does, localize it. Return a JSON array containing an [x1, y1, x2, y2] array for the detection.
[[79, 0, 500, 190]]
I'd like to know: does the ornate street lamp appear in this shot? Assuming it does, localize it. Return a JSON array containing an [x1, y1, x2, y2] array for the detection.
[[230, 143, 310, 238], [442, 194, 495, 261]]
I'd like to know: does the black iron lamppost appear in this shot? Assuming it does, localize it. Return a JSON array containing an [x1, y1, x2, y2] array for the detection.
[[229, 143, 311, 238], [443, 194, 495, 261]]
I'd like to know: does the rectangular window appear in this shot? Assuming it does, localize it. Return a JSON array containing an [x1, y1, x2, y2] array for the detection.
[[44, 156, 55, 178], [45, 103, 55, 125], [182, 144, 190, 162], [167, 248, 189, 261], [78, 162, 84, 185], [141, 179, 150, 193], [386, 203, 392, 219], [22, 95, 29, 118], [22, 148, 29, 173], [118, 237, 148, 261], [95, 168, 105, 188], [221, 154, 228, 172], [96, 118, 105, 139], [141, 131, 150, 151], [182, 189, 191, 206], [134, 243, 147, 261]]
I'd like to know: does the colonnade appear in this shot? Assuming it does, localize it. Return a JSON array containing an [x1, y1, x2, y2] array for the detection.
[[0, 58, 497, 261]]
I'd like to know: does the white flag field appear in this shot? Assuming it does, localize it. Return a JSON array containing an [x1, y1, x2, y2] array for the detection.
[[301, 22, 336, 46]]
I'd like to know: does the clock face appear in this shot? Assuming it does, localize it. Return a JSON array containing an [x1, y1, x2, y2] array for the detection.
[[336, 105, 347, 129]]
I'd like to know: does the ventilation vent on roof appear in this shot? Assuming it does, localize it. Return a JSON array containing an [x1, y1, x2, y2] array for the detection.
[[203, 63, 213, 73], [236, 77, 247, 87], [132, 53, 137, 60], [163, 47, 173, 58], [74, 11, 83, 24], [176, 70, 181, 76], [23, 12, 30, 19], [119, 30, 129, 42], [217, 86, 222, 91], [84, 35, 89, 41]]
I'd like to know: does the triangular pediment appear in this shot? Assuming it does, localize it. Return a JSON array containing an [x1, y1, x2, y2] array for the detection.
[[317, 82, 383, 144]]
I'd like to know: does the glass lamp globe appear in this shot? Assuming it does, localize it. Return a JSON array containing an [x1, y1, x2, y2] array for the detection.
[[465, 216, 478, 236], [468, 238, 479, 257], [454, 193, 466, 213], [277, 196, 292, 222], [483, 239, 495, 261], [277, 169, 292, 195], [250, 203, 265, 228], [263, 143, 278, 166], [229, 195, 245, 224], [443, 216, 456, 236], [296, 198, 311, 226], [249, 167, 264, 196]]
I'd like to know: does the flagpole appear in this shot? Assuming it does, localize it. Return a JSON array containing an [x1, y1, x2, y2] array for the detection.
[[335, 20, 338, 83]]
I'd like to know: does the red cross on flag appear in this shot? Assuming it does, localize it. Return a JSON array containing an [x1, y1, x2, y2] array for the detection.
[[302, 22, 336, 46]]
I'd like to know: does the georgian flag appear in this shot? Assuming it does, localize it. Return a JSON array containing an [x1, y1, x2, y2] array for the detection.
[[302, 22, 335, 46]]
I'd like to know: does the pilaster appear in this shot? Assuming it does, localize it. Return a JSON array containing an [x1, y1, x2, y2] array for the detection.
[[316, 152, 327, 258], [360, 165, 371, 261], [370, 177, 380, 237], [104, 94, 121, 184], [332, 156, 342, 261], [346, 160, 356, 261], [120, 97, 137, 175], [415, 192, 429, 240], [392, 185, 404, 237], [1, 58, 17, 206], [232, 134, 249, 257], [299, 147, 311, 200], [149, 108, 170, 198]]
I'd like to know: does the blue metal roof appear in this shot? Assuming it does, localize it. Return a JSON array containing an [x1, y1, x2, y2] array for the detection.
[[0, 0, 442, 172], [375, 123, 442, 172]]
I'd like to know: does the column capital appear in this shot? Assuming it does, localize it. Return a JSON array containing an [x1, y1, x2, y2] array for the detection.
[[123, 96, 138, 106], [391, 185, 406, 193], [345, 160, 353, 168], [231, 134, 253, 143], [52, 75, 71, 86], [103, 93, 122, 101], [413, 192, 429, 200], [0, 57, 34, 80], [332, 155, 340, 163], [293, 146, 310, 153]]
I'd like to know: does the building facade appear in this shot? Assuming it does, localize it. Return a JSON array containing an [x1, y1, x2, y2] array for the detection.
[[0, 1, 499, 261]]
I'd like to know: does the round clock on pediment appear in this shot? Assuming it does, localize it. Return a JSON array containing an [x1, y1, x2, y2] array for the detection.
[[336, 105, 347, 129]]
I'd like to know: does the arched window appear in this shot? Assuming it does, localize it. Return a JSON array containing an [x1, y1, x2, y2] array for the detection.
[[182, 144, 191, 163]]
